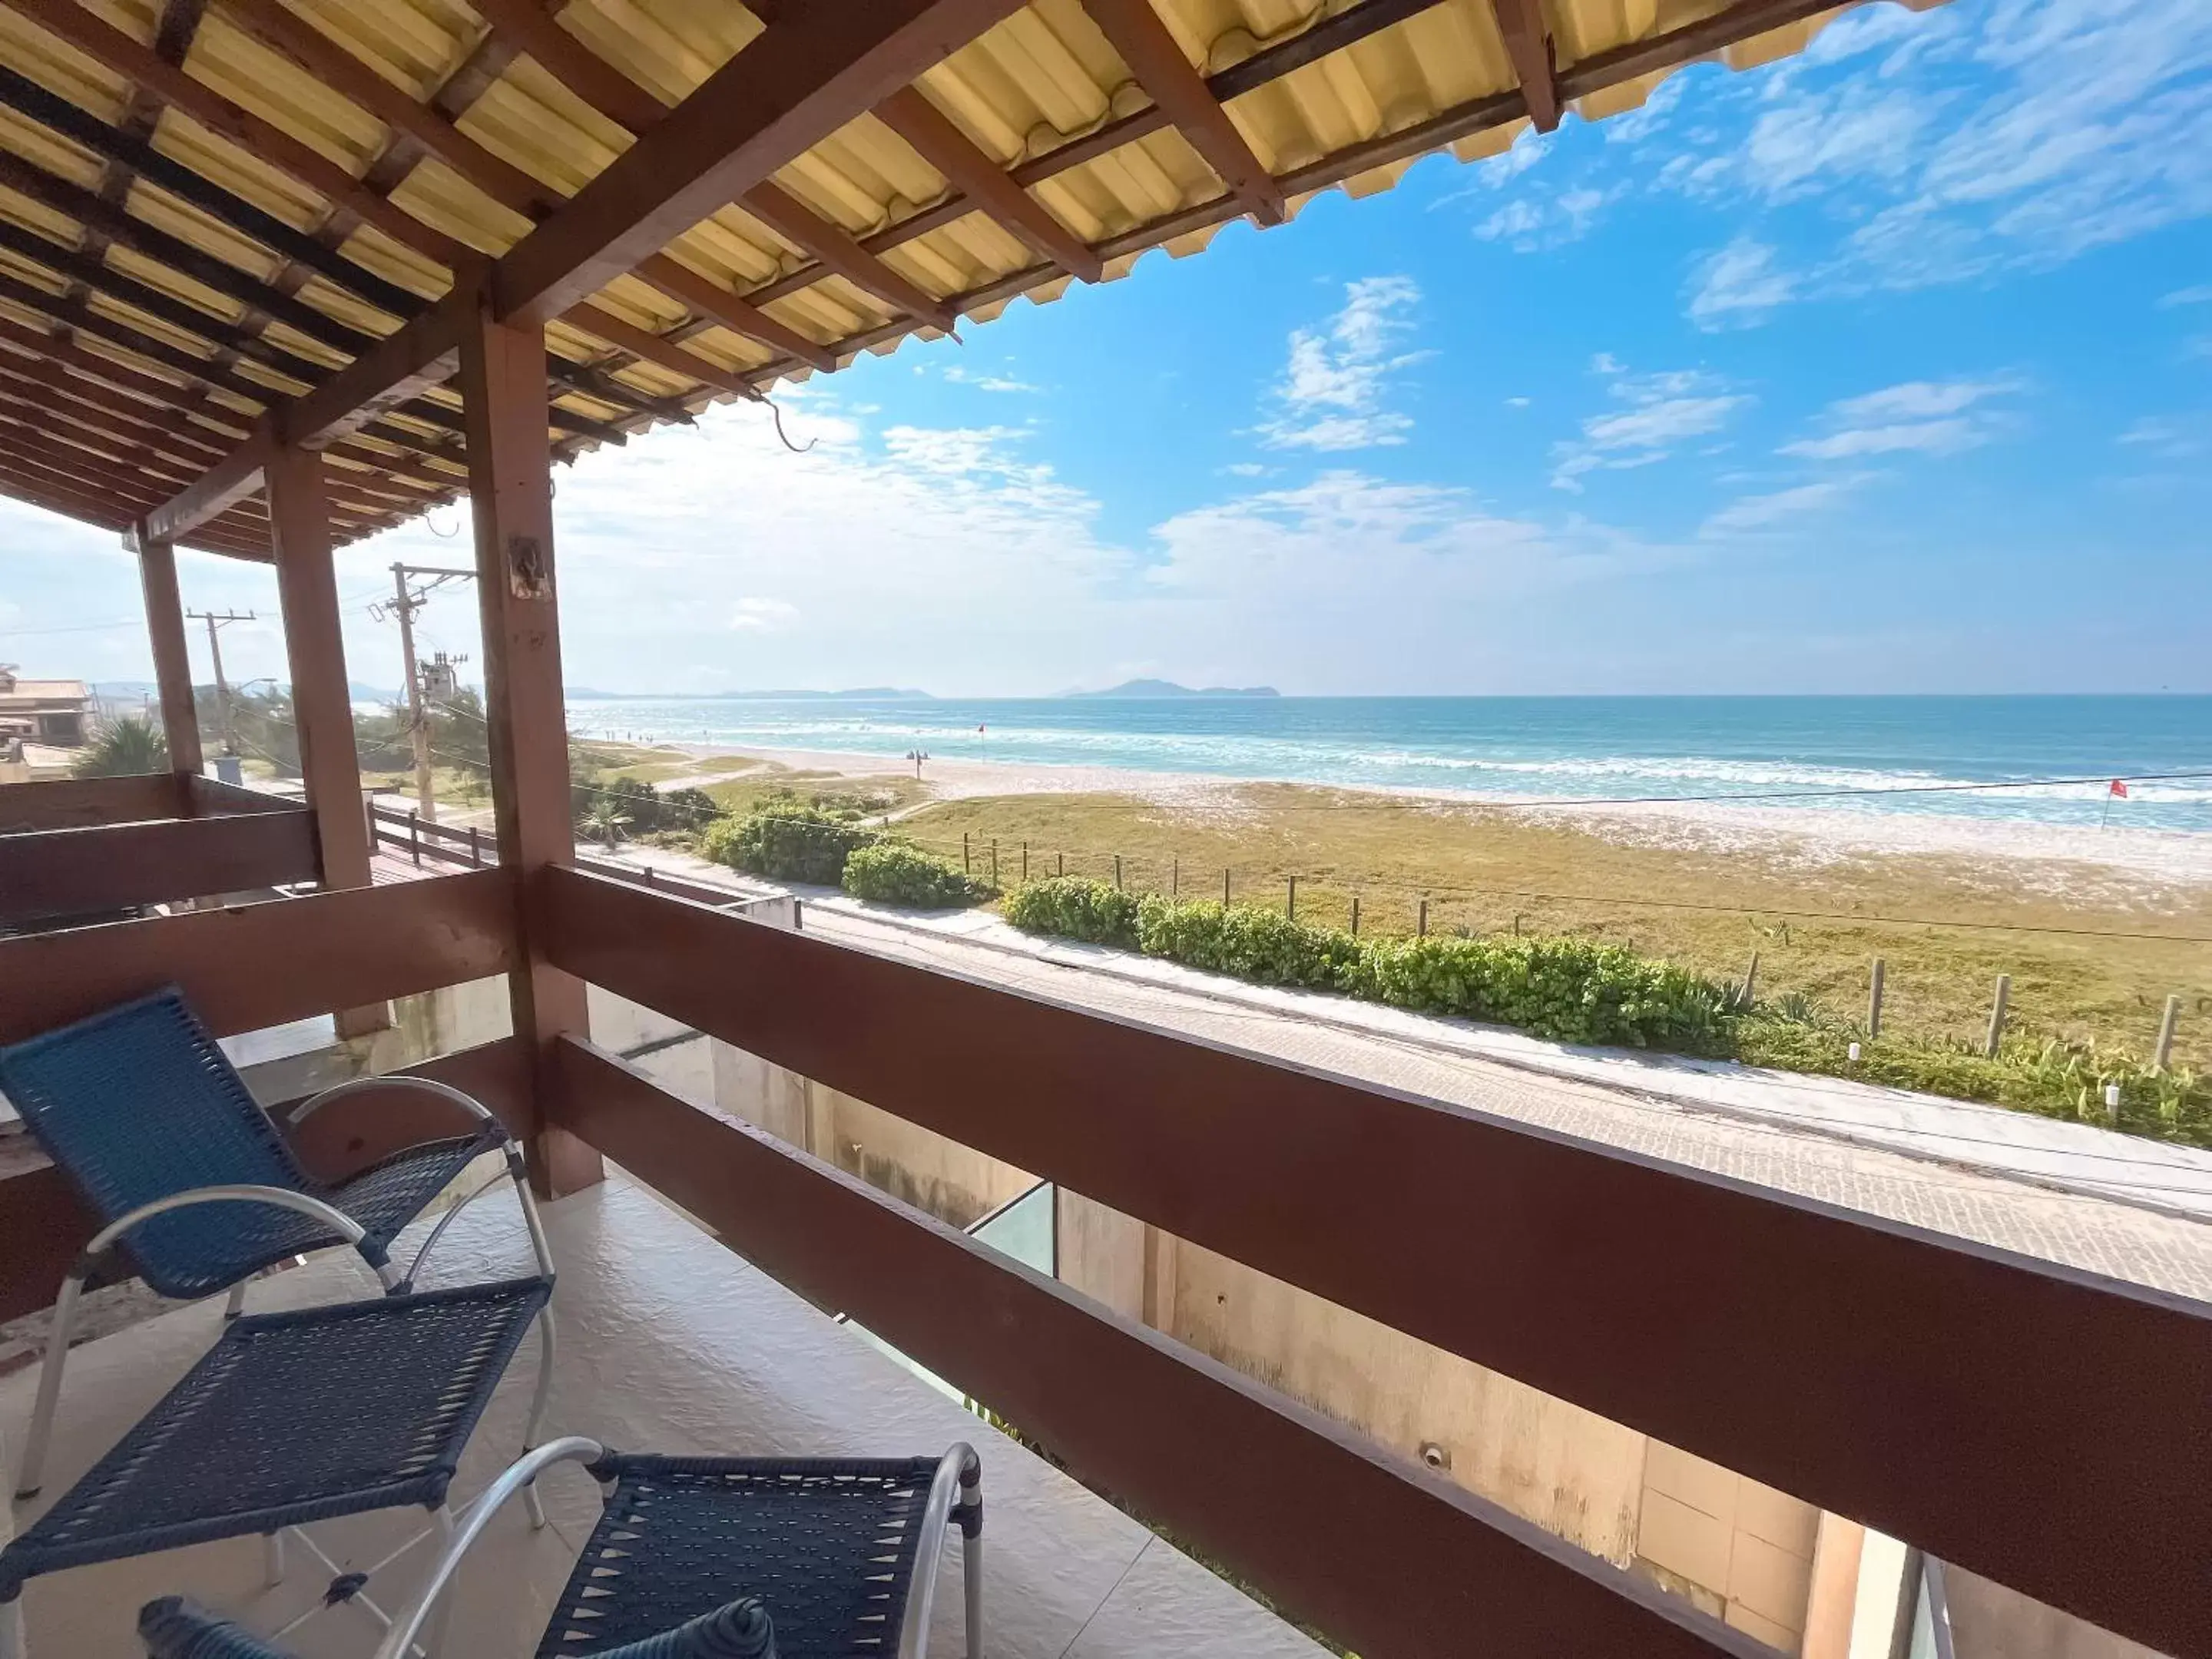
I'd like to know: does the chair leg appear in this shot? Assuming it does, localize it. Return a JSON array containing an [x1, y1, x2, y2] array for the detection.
[[225, 1280, 249, 1320], [0, 1595, 23, 1659], [263, 1530, 286, 1586], [521, 1306, 557, 1530], [424, 1507, 457, 1655], [960, 1459, 985, 1659], [510, 1151, 555, 1280], [12, 1272, 84, 1502]]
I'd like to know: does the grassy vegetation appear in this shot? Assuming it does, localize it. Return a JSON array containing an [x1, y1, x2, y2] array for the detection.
[[896, 784, 2210, 1071]]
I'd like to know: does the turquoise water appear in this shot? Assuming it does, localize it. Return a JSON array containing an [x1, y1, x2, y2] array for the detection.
[[565, 694, 2212, 832]]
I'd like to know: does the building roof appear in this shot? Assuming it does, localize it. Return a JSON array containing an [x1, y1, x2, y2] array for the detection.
[[0, 671, 89, 702], [0, 0, 1941, 558]]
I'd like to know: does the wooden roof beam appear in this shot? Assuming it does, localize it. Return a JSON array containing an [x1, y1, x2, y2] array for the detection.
[[493, 0, 1025, 325], [1488, 0, 1561, 131], [217, 0, 564, 220], [740, 180, 955, 332], [0, 358, 229, 461], [634, 254, 836, 373], [561, 303, 757, 402], [0, 61, 425, 320], [0, 0, 467, 268], [1078, 0, 1283, 224], [0, 272, 291, 406], [875, 85, 1103, 282]]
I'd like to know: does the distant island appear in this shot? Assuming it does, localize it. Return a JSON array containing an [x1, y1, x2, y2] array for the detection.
[[1065, 679, 1280, 699]]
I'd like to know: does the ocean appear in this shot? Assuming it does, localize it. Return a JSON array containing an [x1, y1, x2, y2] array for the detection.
[[565, 694, 2212, 833]]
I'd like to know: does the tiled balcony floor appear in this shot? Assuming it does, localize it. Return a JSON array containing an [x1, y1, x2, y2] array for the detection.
[[2, 1173, 1326, 1658]]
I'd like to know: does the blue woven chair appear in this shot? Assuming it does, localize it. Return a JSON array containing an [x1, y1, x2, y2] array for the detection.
[[0, 986, 555, 1504], [134, 1436, 982, 1659], [1, 1277, 556, 1659]]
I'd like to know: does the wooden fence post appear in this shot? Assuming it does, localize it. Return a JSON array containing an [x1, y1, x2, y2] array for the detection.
[[1418, 897, 1428, 937], [1868, 958, 1885, 1038], [1222, 868, 1231, 907], [1171, 856, 1179, 899], [1286, 875, 1297, 921], [990, 839, 999, 886], [962, 832, 971, 874], [1985, 974, 2011, 1058], [1113, 854, 1122, 891], [1021, 841, 1029, 883], [1349, 895, 1359, 936], [2155, 994, 2181, 1071]]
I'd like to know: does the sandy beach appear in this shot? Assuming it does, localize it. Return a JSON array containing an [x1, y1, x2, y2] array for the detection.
[[679, 740, 2212, 897]]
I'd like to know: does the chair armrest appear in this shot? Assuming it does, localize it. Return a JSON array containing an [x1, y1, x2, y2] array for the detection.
[[596, 1598, 777, 1658], [372, 1437, 607, 1659], [286, 1075, 508, 1139], [86, 1184, 366, 1264]]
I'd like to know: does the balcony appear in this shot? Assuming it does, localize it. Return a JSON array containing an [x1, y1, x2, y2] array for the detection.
[[2, 855, 2204, 1659]]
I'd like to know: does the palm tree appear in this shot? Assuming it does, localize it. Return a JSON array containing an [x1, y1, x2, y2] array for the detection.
[[578, 797, 631, 850], [71, 715, 168, 778]]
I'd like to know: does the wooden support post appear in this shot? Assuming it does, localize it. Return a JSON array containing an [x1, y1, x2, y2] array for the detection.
[[1286, 873, 1297, 920], [1418, 896, 1429, 937], [1171, 856, 1178, 899], [1868, 957, 1886, 1038], [1021, 841, 1028, 883], [1985, 974, 2010, 1058], [268, 445, 384, 1037], [1737, 949, 1759, 1011], [2155, 994, 2181, 1071], [1349, 894, 1360, 936], [1223, 867, 1230, 908], [459, 301, 603, 1198], [1114, 853, 1123, 891], [136, 536, 203, 777], [962, 832, 971, 874], [990, 838, 998, 887], [1057, 850, 1065, 878]]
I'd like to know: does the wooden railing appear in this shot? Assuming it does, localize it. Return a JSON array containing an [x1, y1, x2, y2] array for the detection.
[[1, 856, 2204, 1657], [0, 771, 320, 924], [538, 867, 2212, 1659]]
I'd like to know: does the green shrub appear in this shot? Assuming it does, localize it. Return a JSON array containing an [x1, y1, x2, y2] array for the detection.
[[1002, 876, 1141, 948], [708, 804, 876, 884], [1136, 898, 1362, 990], [843, 841, 990, 908], [1732, 1008, 2212, 1145], [1355, 934, 1730, 1050]]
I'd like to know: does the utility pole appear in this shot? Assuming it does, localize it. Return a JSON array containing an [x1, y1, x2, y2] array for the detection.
[[185, 608, 253, 762], [373, 563, 474, 822]]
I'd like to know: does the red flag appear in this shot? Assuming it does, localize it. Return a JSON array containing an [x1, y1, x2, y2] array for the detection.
[[2109, 779, 2129, 798]]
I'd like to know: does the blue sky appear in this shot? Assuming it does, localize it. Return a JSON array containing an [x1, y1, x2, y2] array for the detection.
[[3, 0, 2207, 697]]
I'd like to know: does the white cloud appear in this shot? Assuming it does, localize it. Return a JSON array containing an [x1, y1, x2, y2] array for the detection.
[[1505, 396, 1532, 409], [730, 598, 800, 631], [941, 364, 1039, 392], [1255, 276, 1426, 451], [1552, 360, 1750, 490], [1782, 376, 2024, 459], [2160, 284, 2212, 306], [1703, 476, 1866, 536], [1146, 472, 1690, 603], [1473, 186, 1613, 251], [1640, 0, 2212, 306], [2117, 414, 2212, 457], [1686, 238, 1797, 329]]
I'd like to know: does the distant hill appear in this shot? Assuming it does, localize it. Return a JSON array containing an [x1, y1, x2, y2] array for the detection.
[[1065, 679, 1279, 699]]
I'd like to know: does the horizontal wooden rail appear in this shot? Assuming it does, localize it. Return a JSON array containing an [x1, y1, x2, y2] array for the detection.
[[553, 1037, 1759, 1659], [0, 869, 517, 1045], [1, 802, 320, 924], [541, 867, 2212, 1657], [0, 772, 190, 832], [0, 1035, 528, 1323]]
